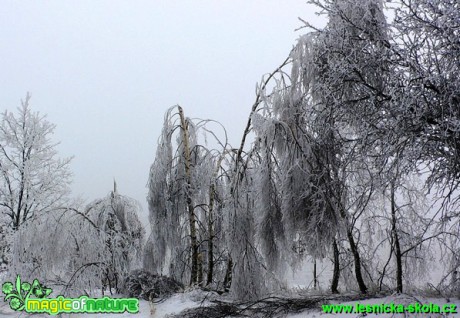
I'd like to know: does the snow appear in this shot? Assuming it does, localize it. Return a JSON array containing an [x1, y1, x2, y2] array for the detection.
[[71, 292, 210, 318], [152, 292, 213, 318], [1, 281, 460, 318]]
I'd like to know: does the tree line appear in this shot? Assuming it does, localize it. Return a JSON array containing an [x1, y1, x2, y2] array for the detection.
[[144, 0, 460, 299], [1, 0, 459, 301]]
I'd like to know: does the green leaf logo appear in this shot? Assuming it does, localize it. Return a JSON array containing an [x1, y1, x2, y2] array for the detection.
[[1, 275, 53, 312]]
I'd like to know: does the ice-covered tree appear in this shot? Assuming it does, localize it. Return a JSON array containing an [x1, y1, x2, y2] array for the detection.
[[299, 0, 460, 295], [145, 106, 229, 288], [380, 171, 433, 293], [392, 0, 460, 183], [390, 3, 460, 278], [294, 0, 393, 294], [0, 94, 72, 230], [225, 50, 343, 298], [79, 182, 145, 293], [141, 0, 460, 299], [0, 94, 72, 271], [225, 155, 270, 300], [10, 184, 145, 296]]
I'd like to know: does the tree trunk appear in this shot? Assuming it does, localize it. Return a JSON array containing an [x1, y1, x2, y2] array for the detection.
[[391, 182, 403, 293], [313, 258, 318, 290], [331, 239, 340, 294], [206, 183, 215, 286], [178, 106, 199, 286], [223, 257, 233, 292], [347, 228, 367, 294], [197, 252, 203, 286], [337, 205, 367, 294]]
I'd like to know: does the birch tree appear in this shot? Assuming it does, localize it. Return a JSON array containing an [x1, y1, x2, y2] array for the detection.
[[145, 106, 229, 288]]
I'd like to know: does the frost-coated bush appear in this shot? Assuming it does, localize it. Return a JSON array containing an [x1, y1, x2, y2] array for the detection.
[[9, 188, 144, 296]]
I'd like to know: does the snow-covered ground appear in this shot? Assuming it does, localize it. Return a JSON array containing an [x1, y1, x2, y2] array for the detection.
[[1, 291, 459, 317], [0, 269, 458, 318]]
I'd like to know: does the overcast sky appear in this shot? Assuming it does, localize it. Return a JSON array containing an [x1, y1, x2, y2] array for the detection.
[[0, 1, 326, 223]]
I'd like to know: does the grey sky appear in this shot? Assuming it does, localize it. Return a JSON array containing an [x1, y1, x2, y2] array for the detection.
[[0, 1, 325, 222]]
